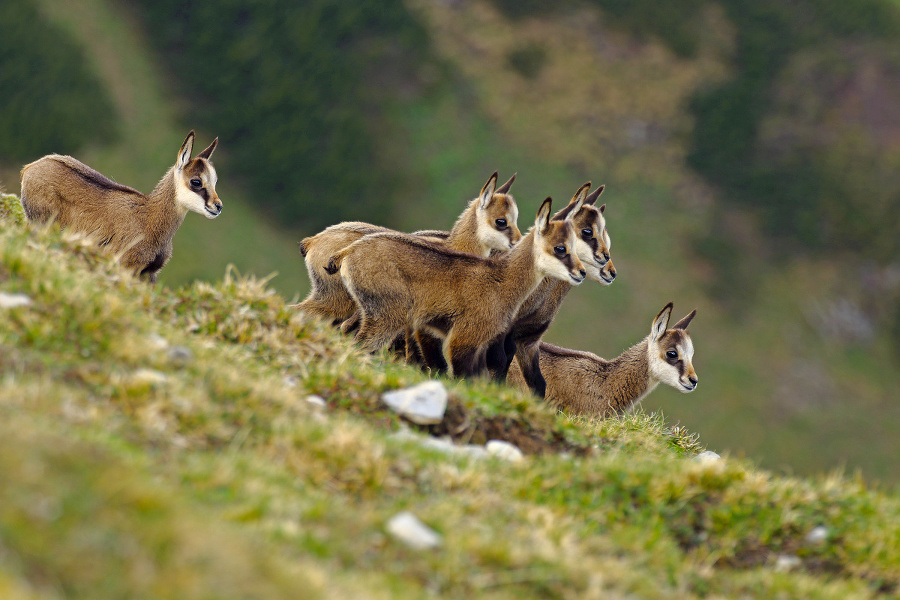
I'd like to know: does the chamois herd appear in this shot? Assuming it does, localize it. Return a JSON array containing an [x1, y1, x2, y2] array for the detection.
[[17, 131, 699, 418]]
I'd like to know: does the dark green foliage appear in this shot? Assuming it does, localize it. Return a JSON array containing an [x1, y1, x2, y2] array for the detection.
[[506, 44, 547, 79], [0, 0, 117, 160], [493, 0, 900, 272], [132, 0, 430, 229]]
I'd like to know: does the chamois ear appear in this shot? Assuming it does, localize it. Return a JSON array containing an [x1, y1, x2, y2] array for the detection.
[[570, 182, 591, 207], [599, 203, 606, 213], [178, 131, 195, 169], [479, 172, 499, 209], [197, 137, 218, 160], [565, 193, 584, 222], [651, 302, 674, 341], [672, 309, 697, 330], [585, 184, 605, 205], [496, 172, 516, 194], [535, 197, 553, 232]]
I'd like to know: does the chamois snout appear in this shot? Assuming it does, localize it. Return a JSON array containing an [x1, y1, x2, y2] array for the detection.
[[205, 195, 223, 218]]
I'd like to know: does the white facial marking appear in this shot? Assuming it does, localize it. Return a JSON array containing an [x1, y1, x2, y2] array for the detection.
[[175, 160, 220, 219]]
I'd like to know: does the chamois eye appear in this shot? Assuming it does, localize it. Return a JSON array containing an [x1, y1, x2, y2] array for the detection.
[[554, 245, 567, 257], [495, 218, 507, 229], [190, 178, 202, 188], [581, 228, 593, 238], [666, 350, 678, 360]]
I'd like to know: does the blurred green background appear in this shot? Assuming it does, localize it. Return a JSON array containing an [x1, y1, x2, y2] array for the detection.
[[1, 0, 898, 482]]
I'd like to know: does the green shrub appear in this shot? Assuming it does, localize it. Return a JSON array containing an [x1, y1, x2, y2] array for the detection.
[[0, 0, 116, 160]]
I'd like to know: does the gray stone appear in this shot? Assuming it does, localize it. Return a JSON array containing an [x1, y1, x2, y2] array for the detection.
[[167, 346, 193, 367], [486, 440, 524, 462], [385, 511, 442, 550], [382, 381, 447, 425], [305, 394, 327, 408]]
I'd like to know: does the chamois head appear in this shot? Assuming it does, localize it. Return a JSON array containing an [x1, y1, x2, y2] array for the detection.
[[648, 303, 698, 393], [533, 197, 586, 285], [174, 131, 222, 219], [475, 172, 521, 252], [555, 183, 615, 285]]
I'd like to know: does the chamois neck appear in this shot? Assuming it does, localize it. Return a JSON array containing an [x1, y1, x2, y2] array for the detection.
[[444, 199, 480, 254], [149, 167, 187, 218], [597, 337, 657, 415], [497, 229, 542, 293]]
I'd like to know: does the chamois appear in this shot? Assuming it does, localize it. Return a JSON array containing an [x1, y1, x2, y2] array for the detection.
[[328, 198, 586, 377], [508, 303, 698, 417], [20, 131, 221, 282], [294, 172, 519, 326], [484, 182, 616, 396]]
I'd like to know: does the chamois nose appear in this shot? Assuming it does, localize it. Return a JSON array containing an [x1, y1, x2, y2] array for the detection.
[[688, 376, 698, 386], [602, 251, 610, 262], [579, 269, 586, 278]]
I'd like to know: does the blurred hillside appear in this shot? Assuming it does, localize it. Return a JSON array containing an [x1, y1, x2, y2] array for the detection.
[[0, 0, 898, 482]]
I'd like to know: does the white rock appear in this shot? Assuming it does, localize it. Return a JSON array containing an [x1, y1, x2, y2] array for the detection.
[[305, 394, 327, 408], [385, 511, 442, 550], [382, 381, 447, 425], [146, 334, 170, 350], [773, 554, 802, 572], [694, 450, 721, 463], [486, 440, 524, 462], [0, 292, 32, 308], [805, 526, 829, 546], [421, 436, 487, 459]]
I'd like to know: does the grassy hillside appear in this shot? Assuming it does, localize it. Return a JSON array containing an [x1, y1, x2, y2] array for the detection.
[[2, 0, 897, 487], [3, 196, 900, 599]]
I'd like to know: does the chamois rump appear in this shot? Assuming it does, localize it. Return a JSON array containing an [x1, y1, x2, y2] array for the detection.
[[508, 303, 698, 417], [294, 172, 519, 327], [328, 197, 586, 377], [20, 131, 221, 282]]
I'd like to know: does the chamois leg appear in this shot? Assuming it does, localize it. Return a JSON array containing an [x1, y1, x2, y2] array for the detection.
[[340, 310, 362, 335], [353, 306, 406, 354], [415, 330, 448, 373], [485, 333, 517, 381], [515, 342, 546, 399], [444, 328, 487, 378]]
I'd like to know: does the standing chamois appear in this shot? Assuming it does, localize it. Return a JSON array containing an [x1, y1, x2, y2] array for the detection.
[[327, 197, 586, 377], [20, 131, 221, 282], [483, 181, 616, 397], [508, 303, 698, 417], [294, 172, 519, 326]]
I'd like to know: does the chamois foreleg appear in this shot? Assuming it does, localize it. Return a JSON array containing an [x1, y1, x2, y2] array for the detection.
[[414, 330, 449, 373], [515, 341, 547, 399]]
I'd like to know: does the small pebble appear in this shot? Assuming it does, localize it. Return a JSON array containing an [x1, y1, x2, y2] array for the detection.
[[385, 511, 442, 550], [305, 395, 327, 408], [774, 554, 802, 572], [805, 526, 829, 546], [486, 440, 524, 462], [0, 292, 32, 309], [694, 450, 721, 463]]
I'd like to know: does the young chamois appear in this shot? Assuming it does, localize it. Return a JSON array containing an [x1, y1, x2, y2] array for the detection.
[[19, 131, 221, 282], [483, 182, 616, 397], [328, 198, 586, 377], [294, 172, 519, 326], [508, 303, 698, 417]]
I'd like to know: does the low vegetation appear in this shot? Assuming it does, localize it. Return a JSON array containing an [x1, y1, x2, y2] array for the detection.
[[2, 198, 900, 599]]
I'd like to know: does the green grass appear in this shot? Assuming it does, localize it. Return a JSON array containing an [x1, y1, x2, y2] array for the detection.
[[3, 200, 900, 599]]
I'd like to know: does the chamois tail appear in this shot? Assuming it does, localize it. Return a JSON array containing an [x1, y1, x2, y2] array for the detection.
[[298, 236, 313, 257], [324, 246, 352, 275]]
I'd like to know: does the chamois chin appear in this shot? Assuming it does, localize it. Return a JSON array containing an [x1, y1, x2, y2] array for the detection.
[[508, 303, 698, 417], [20, 131, 221, 282], [330, 197, 586, 378], [294, 172, 519, 326], [484, 181, 616, 397]]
